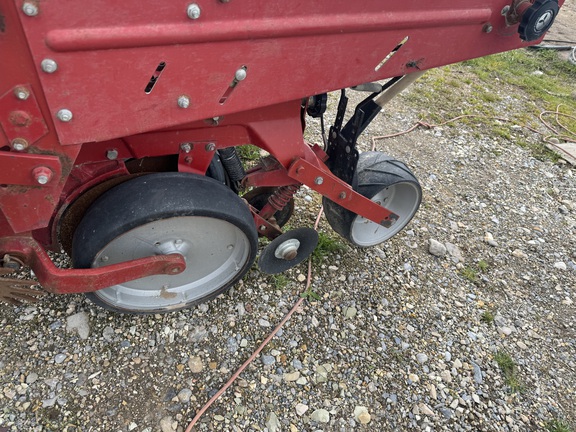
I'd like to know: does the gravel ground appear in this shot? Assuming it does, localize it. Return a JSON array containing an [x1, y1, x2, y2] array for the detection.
[[2, 23, 576, 432]]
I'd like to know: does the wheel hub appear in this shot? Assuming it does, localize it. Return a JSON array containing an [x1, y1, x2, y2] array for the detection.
[[274, 239, 300, 260]]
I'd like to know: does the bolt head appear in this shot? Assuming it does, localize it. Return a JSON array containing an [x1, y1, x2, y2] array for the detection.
[[41, 59, 58, 73], [106, 149, 119, 160], [57, 109, 73, 122], [33, 167, 53, 185], [22, 2, 38, 16], [14, 87, 30, 100], [483, 23, 493, 33], [501, 5, 510, 15], [314, 176, 324, 185], [12, 138, 29, 151], [205, 143, 216, 152], [187, 3, 201, 19], [177, 95, 190, 109], [180, 143, 192, 153], [235, 68, 247, 82]]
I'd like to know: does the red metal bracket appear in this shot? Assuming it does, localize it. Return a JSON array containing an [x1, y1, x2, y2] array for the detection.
[[0, 237, 186, 294], [0, 152, 62, 186], [288, 158, 399, 226], [0, 85, 49, 149]]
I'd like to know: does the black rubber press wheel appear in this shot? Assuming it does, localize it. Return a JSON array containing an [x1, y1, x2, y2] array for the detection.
[[72, 173, 257, 314], [518, 0, 559, 42], [323, 152, 422, 247]]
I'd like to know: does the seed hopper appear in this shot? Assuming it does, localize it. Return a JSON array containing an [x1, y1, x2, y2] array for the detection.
[[0, 0, 562, 312]]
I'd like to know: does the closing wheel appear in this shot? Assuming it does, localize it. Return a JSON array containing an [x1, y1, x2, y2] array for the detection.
[[72, 173, 258, 314], [258, 228, 319, 274], [323, 152, 421, 247]]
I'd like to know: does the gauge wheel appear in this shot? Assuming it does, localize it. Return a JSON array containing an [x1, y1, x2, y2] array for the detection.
[[72, 172, 258, 314], [323, 152, 421, 247], [242, 187, 294, 227]]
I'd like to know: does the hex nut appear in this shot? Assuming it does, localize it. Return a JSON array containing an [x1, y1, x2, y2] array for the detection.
[[187, 3, 201, 19], [22, 2, 38, 16], [57, 109, 73, 122], [41, 59, 58, 73], [12, 138, 29, 151], [177, 96, 190, 109], [14, 87, 30, 101], [33, 167, 53, 185], [106, 149, 119, 160]]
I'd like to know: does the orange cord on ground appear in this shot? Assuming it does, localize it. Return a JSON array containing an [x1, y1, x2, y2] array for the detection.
[[185, 207, 325, 431]]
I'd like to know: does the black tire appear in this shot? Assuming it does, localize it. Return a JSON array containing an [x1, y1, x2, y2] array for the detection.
[[72, 173, 258, 314], [323, 152, 421, 247]]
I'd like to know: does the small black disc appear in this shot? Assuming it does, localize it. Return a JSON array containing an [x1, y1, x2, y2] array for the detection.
[[258, 228, 319, 275]]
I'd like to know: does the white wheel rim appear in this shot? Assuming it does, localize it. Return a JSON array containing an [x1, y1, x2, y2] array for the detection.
[[350, 182, 420, 247], [91, 216, 251, 311]]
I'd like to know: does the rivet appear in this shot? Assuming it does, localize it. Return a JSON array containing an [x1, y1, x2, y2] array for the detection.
[[205, 142, 216, 152], [41, 59, 58, 74], [57, 109, 73, 122], [22, 2, 38, 16], [106, 149, 119, 160], [234, 68, 247, 82], [33, 167, 53, 185], [12, 138, 29, 151], [187, 3, 201, 19], [177, 95, 190, 109], [483, 23, 493, 33], [14, 87, 30, 100], [314, 176, 324, 185]]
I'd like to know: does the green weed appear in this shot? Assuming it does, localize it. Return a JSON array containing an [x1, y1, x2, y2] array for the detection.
[[546, 419, 574, 432], [494, 351, 524, 393]]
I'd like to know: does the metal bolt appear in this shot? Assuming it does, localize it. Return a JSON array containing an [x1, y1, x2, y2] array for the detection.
[[56, 109, 73, 122], [14, 87, 30, 100], [483, 23, 493, 33], [314, 176, 324, 185], [234, 68, 247, 82], [177, 95, 190, 108], [106, 149, 118, 160], [100, 256, 109, 262], [187, 3, 201, 19], [41, 59, 58, 73], [338, 191, 347, 200], [184, 156, 193, 163], [501, 5, 510, 15], [33, 166, 53, 185], [205, 142, 216, 152], [180, 143, 192, 153], [12, 138, 29, 151], [22, 2, 38, 16]]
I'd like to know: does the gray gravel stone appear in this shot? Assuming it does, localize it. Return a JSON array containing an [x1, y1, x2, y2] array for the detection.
[[65, 312, 90, 339], [311, 408, 330, 423], [428, 239, 447, 257]]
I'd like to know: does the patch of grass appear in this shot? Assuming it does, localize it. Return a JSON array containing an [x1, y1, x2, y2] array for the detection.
[[460, 266, 479, 283], [312, 231, 345, 265], [269, 274, 289, 290], [546, 419, 574, 432], [477, 260, 489, 272], [480, 310, 494, 325], [494, 351, 524, 393], [236, 144, 261, 162]]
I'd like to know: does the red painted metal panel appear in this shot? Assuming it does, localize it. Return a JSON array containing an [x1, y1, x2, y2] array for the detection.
[[17, 1, 548, 146]]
